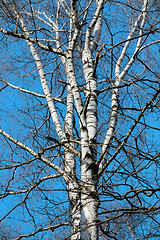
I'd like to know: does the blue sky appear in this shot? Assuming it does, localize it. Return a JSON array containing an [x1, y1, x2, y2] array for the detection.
[[0, 0, 160, 239]]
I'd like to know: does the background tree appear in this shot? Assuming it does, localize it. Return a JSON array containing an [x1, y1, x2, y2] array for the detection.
[[0, 0, 160, 239], [0, 222, 19, 240]]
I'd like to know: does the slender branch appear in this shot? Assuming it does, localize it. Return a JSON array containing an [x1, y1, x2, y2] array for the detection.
[[85, 0, 105, 49], [99, 28, 160, 59], [99, 0, 149, 172], [0, 78, 63, 103], [98, 86, 160, 177], [14, 223, 69, 239], [0, 174, 61, 199], [0, 27, 65, 56], [0, 128, 65, 176]]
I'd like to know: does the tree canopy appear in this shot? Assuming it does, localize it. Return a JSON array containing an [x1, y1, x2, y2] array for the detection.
[[0, 0, 160, 239]]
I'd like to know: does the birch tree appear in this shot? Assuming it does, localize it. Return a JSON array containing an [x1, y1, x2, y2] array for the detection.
[[0, 0, 160, 239]]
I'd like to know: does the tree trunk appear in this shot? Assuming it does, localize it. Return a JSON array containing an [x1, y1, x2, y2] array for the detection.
[[81, 154, 99, 240]]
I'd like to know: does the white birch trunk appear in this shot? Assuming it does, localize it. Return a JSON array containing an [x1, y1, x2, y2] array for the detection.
[[82, 48, 97, 144], [64, 148, 81, 240], [65, 49, 99, 239], [80, 67, 98, 239], [90, 0, 103, 52], [18, 10, 81, 238], [55, 5, 82, 234], [16, 15, 66, 142], [79, 2, 104, 238], [65, 60, 81, 239], [80, 160, 99, 240]]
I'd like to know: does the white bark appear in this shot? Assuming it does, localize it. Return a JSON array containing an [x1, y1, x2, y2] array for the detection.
[[79, 1, 104, 238], [85, 0, 104, 49], [90, 0, 103, 52], [80, 166, 99, 240], [15, 19, 65, 143], [65, 49, 98, 239], [26, 44, 65, 141], [70, 0, 79, 29], [17, 10, 81, 239], [82, 48, 97, 142], [65, 56, 81, 240], [59, 5, 82, 236]]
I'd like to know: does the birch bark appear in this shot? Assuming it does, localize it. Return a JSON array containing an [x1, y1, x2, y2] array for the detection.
[[81, 45, 98, 240], [64, 27, 81, 240], [65, 47, 99, 239], [56, 2, 81, 236], [64, 66, 81, 239], [80, 1, 104, 239], [18, 6, 81, 238]]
